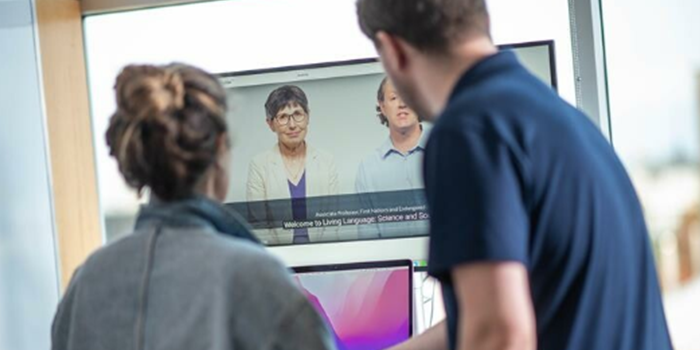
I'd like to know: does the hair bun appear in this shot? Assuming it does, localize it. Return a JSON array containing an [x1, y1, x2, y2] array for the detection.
[[114, 65, 185, 121], [107, 63, 229, 201]]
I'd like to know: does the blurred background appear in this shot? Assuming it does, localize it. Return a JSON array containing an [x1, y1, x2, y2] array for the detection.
[[603, 1, 700, 349]]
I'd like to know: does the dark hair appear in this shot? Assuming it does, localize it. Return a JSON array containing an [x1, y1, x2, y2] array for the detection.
[[356, 0, 490, 54], [264, 85, 309, 120], [376, 77, 390, 126], [105, 63, 229, 201]]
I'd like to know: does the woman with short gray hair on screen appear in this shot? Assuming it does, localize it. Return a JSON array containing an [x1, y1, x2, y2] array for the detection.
[[246, 85, 340, 245], [51, 63, 335, 350]]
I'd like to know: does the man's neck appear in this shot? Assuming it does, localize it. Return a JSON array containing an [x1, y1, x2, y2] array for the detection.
[[279, 141, 306, 159], [390, 124, 423, 154], [420, 37, 498, 117]]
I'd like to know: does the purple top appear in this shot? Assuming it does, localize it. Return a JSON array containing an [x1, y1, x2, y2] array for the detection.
[[288, 172, 309, 244]]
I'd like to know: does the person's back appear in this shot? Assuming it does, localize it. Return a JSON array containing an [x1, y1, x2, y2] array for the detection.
[[356, 0, 672, 349], [51, 63, 334, 350], [53, 199, 331, 350], [429, 51, 671, 349]]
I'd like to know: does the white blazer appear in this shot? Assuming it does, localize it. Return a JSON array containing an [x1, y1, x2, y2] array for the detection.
[[246, 143, 340, 245]]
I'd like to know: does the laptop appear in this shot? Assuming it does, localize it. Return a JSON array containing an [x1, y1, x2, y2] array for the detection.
[[292, 260, 413, 350]]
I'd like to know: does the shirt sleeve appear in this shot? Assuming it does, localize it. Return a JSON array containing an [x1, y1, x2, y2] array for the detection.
[[425, 127, 529, 280]]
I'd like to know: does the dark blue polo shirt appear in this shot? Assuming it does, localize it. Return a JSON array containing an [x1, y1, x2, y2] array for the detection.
[[425, 51, 672, 350]]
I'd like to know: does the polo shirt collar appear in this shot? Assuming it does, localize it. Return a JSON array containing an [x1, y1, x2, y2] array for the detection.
[[380, 126, 428, 159]]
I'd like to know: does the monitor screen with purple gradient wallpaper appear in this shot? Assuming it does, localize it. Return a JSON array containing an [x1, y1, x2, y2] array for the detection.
[[293, 261, 412, 350]]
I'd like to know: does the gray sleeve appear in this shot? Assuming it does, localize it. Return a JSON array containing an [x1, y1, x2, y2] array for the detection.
[[270, 297, 337, 350]]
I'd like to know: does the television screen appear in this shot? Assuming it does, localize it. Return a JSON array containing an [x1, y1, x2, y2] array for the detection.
[[222, 41, 556, 246]]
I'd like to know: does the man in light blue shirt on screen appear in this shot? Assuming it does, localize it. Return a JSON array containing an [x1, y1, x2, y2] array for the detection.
[[355, 77, 430, 239]]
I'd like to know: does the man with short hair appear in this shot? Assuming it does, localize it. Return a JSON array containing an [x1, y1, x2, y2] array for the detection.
[[355, 77, 429, 238], [356, 1, 672, 350]]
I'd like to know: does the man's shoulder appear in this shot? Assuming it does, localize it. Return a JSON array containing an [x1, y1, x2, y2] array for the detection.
[[449, 64, 557, 110], [445, 85, 515, 120], [439, 70, 579, 141]]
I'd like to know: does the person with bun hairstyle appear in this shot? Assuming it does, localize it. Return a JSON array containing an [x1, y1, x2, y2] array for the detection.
[[51, 63, 336, 350]]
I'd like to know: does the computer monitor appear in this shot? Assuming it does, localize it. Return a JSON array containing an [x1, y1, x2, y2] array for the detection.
[[219, 40, 557, 250], [292, 260, 413, 350]]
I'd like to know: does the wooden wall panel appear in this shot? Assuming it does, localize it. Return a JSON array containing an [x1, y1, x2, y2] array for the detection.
[[35, 0, 103, 291]]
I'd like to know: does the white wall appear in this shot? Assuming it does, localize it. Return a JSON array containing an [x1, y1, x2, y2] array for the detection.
[[0, 0, 60, 349]]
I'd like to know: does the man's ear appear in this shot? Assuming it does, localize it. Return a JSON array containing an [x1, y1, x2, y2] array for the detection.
[[216, 134, 229, 152], [378, 101, 388, 119], [215, 134, 229, 168], [376, 31, 410, 76]]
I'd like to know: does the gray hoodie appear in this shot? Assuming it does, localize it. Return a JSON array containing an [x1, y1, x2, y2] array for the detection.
[[51, 198, 336, 350]]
